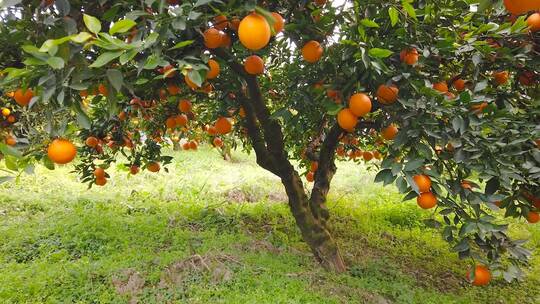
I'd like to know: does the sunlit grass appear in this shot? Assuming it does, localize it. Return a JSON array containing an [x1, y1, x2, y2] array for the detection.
[[0, 146, 539, 303]]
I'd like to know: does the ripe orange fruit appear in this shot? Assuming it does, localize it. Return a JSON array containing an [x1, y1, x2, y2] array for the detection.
[[94, 167, 106, 179], [349, 93, 372, 117], [302, 40, 323, 63], [207, 125, 218, 136], [526, 211, 540, 223], [471, 102, 488, 114], [178, 99, 192, 113], [271, 12, 285, 34], [220, 31, 231, 48], [310, 161, 318, 172], [1, 108, 10, 117], [147, 162, 160, 173], [13, 88, 34, 106], [189, 140, 198, 150], [306, 171, 315, 182], [215, 117, 233, 134], [213, 137, 224, 148], [453, 79, 466, 91], [86, 136, 99, 148], [373, 151, 382, 160], [327, 89, 342, 104], [433, 81, 448, 93], [118, 111, 127, 121], [503, 0, 540, 15], [167, 83, 181, 95], [98, 84, 108, 96], [413, 174, 432, 193], [417, 192, 437, 209], [47, 138, 77, 164], [244, 55, 264, 75], [400, 48, 419, 65], [363, 151, 373, 161], [238, 13, 271, 51], [5, 136, 16, 146], [213, 15, 229, 30], [203, 28, 223, 49], [230, 17, 241, 31], [493, 71, 509, 85], [381, 124, 398, 140], [527, 13, 540, 32], [95, 177, 107, 186], [239, 107, 246, 118], [207, 59, 220, 79], [467, 265, 491, 286], [337, 108, 358, 132], [376, 84, 399, 105], [174, 114, 188, 127], [461, 180, 473, 190], [130, 165, 140, 175], [314, 0, 327, 6], [7, 115, 15, 123], [166, 117, 176, 129], [160, 64, 176, 78]]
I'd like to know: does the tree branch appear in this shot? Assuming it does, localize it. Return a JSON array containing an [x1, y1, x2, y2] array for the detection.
[[212, 48, 291, 176], [236, 93, 278, 174], [309, 123, 342, 223]]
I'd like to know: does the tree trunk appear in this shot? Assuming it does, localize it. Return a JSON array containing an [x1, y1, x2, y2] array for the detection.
[[211, 48, 346, 272], [281, 171, 346, 272]]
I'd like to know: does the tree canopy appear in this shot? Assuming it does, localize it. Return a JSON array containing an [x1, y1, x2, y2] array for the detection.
[[0, 0, 539, 285]]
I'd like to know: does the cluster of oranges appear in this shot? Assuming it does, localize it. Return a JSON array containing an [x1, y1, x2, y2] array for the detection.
[[1, 105, 16, 146], [334, 134, 383, 162], [413, 174, 437, 209], [305, 161, 318, 183], [337, 93, 372, 132]]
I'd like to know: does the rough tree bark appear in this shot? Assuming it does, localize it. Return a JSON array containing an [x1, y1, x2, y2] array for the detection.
[[214, 49, 346, 272]]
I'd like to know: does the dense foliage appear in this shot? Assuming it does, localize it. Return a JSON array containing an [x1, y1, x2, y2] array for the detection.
[[0, 0, 539, 284]]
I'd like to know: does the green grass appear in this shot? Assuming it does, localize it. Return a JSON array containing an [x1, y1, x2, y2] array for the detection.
[[1, 147, 539, 303]]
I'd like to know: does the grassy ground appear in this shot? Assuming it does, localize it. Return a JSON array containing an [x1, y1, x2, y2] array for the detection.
[[1, 147, 539, 303]]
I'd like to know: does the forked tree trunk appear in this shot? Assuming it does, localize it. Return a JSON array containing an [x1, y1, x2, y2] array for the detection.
[[281, 171, 346, 272], [212, 48, 346, 272]]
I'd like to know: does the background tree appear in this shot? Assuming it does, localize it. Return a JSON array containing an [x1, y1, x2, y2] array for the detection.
[[0, 0, 539, 285]]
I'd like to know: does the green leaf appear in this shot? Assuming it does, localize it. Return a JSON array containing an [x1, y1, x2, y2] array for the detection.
[[42, 156, 55, 170], [404, 159, 424, 171], [388, 7, 399, 27], [89, 51, 123, 68], [83, 14, 102, 34], [485, 177, 500, 196], [119, 48, 138, 65], [4, 155, 18, 171], [74, 108, 91, 129], [46, 57, 65, 69], [375, 169, 392, 183], [0, 143, 22, 158], [402, 1, 417, 20], [459, 222, 478, 237], [368, 48, 393, 58], [188, 70, 203, 87], [109, 19, 137, 35], [106, 69, 124, 92], [71, 32, 93, 43], [169, 40, 195, 50], [360, 18, 379, 28]]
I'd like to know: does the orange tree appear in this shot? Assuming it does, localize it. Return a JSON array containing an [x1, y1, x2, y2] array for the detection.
[[0, 0, 539, 284]]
